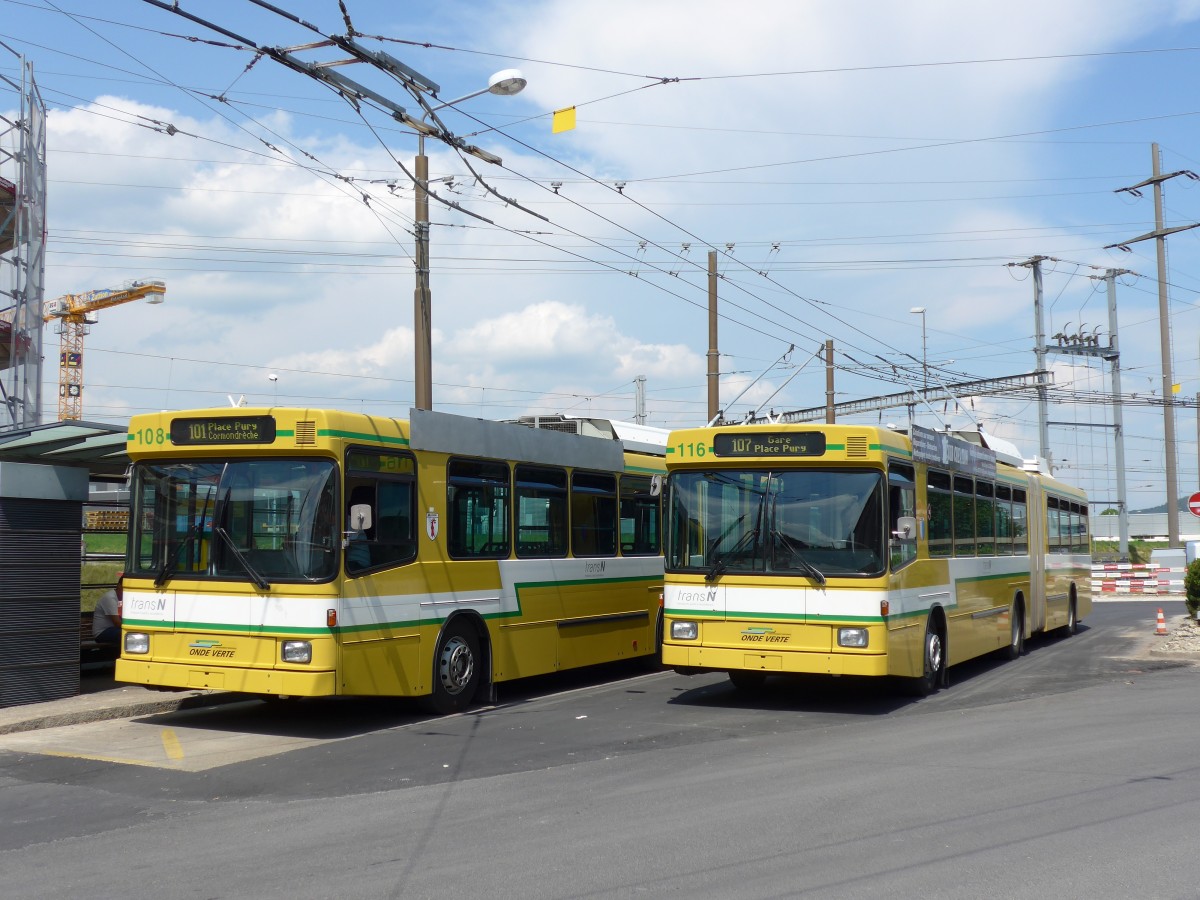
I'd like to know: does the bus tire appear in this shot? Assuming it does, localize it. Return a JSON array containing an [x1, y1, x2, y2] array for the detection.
[[903, 616, 945, 697], [729, 669, 768, 691], [422, 621, 481, 715], [1003, 601, 1025, 660], [642, 608, 664, 670], [1057, 594, 1078, 638]]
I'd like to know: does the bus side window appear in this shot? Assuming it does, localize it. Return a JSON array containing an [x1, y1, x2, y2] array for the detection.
[[344, 449, 417, 575], [1012, 489, 1028, 554], [345, 483, 375, 574], [1047, 495, 1062, 553], [994, 485, 1013, 556], [447, 458, 510, 559], [572, 471, 617, 557], [975, 481, 995, 556], [515, 465, 568, 558], [619, 474, 661, 556], [888, 462, 917, 570], [927, 469, 953, 558], [953, 475, 975, 557]]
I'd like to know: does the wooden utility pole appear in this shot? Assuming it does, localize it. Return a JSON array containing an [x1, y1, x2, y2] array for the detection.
[[824, 340, 835, 424], [707, 251, 719, 424]]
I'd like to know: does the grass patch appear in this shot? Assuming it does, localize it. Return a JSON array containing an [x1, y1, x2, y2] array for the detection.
[[81, 562, 123, 611], [1092, 540, 1166, 565], [83, 532, 126, 555]]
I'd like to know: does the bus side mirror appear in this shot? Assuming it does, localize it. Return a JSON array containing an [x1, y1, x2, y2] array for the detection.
[[349, 503, 373, 531], [892, 516, 916, 539]]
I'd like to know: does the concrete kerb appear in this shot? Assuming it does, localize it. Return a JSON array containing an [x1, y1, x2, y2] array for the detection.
[[0, 688, 243, 736]]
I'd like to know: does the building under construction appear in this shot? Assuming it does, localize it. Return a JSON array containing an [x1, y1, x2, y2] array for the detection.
[[0, 41, 47, 432]]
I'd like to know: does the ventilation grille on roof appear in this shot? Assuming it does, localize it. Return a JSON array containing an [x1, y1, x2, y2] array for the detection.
[[295, 421, 316, 445], [846, 435, 868, 458], [513, 415, 582, 435]]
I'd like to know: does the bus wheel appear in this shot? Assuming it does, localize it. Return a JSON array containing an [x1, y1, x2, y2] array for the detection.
[[903, 618, 944, 697], [728, 669, 768, 691], [1003, 603, 1025, 660], [1058, 597, 1078, 638], [423, 623, 481, 714]]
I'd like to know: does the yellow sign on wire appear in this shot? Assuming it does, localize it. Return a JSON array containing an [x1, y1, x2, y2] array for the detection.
[[552, 106, 577, 134]]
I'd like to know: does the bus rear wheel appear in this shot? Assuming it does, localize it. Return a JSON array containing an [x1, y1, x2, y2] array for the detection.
[[1057, 597, 1078, 638], [422, 622, 481, 715], [1002, 603, 1025, 660]]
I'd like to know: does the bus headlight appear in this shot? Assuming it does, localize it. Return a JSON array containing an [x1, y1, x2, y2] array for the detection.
[[124, 632, 149, 654], [671, 620, 698, 641], [838, 627, 869, 648], [281, 640, 312, 664]]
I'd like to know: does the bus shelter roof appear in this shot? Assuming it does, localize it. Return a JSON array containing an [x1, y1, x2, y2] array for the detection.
[[0, 420, 128, 478]]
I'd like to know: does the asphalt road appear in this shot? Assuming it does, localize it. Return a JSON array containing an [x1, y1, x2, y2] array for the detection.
[[1, 599, 1197, 899]]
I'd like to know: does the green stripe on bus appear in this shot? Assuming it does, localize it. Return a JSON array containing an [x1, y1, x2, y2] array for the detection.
[[955, 571, 1030, 587], [318, 429, 411, 446], [146, 573, 662, 636], [124, 619, 331, 636]]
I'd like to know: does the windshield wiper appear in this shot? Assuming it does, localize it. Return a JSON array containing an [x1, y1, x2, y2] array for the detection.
[[770, 493, 825, 586], [706, 493, 767, 582], [214, 525, 271, 590], [705, 527, 760, 582], [154, 520, 205, 588], [776, 532, 826, 586]]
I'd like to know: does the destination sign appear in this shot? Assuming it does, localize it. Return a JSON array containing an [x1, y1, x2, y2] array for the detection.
[[346, 451, 415, 475], [910, 424, 996, 478], [170, 416, 276, 446], [712, 432, 826, 458]]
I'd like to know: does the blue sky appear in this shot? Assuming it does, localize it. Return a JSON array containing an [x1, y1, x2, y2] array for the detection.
[[4, 0, 1200, 511]]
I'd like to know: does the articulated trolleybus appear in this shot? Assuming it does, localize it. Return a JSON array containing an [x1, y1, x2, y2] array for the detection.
[[116, 407, 666, 712], [661, 422, 1091, 694]]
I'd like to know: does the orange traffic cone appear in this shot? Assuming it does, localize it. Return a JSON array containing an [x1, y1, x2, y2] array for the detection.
[[1156, 608, 1168, 636]]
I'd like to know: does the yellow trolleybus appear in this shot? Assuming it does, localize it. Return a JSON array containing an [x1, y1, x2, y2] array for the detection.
[[661, 422, 1090, 695], [116, 407, 665, 712]]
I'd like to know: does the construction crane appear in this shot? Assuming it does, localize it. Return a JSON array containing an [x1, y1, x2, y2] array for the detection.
[[46, 279, 165, 420]]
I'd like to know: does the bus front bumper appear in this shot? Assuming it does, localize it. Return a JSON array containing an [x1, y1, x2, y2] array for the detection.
[[116, 659, 338, 696], [662, 643, 889, 677]]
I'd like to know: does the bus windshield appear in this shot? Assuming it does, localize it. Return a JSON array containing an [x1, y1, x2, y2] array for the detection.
[[129, 458, 339, 584], [666, 468, 886, 578]]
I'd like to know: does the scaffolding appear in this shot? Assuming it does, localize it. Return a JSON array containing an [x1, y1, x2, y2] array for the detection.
[[0, 42, 47, 432]]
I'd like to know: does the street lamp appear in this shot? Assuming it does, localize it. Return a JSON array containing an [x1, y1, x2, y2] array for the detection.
[[910, 306, 927, 395], [414, 69, 527, 410]]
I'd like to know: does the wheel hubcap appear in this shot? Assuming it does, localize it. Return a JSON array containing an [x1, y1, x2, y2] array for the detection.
[[438, 636, 474, 695], [927, 632, 943, 674]]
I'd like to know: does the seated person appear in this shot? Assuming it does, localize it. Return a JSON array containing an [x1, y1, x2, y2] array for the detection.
[[93, 574, 123, 645]]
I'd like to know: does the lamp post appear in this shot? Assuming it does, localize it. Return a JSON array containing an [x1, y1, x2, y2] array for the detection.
[[910, 306, 927, 395], [414, 68, 526, 410]]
